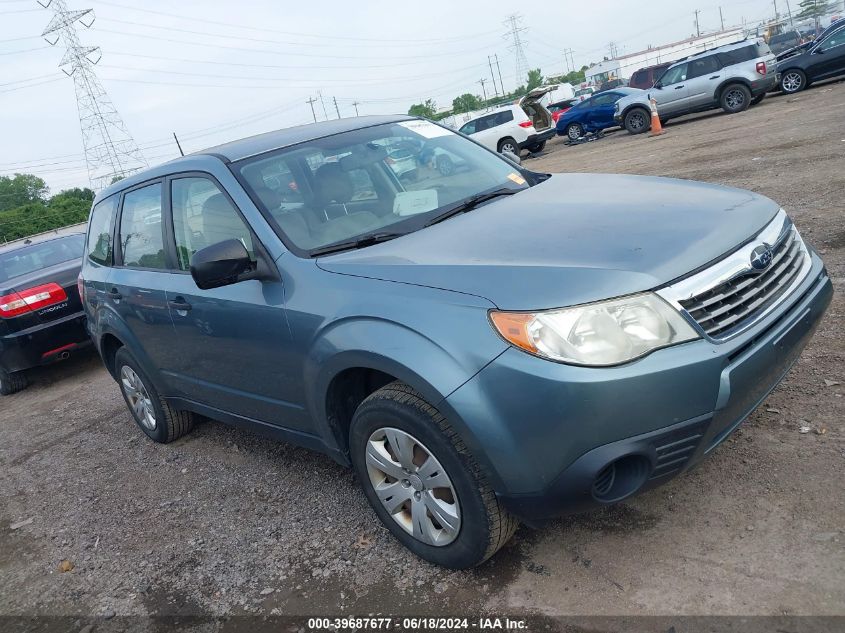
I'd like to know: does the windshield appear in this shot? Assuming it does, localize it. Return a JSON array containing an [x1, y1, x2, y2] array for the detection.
[[233, 120, 529, 254], [0, 234, 84, 283]]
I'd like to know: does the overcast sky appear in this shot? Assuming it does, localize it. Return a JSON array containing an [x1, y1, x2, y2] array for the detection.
[[1, 0, 789, 192]]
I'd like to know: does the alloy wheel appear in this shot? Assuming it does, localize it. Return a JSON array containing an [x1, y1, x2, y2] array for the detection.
[[782, 72, 803, 93], [365, 427, 461, 546], [500, 142, 517, 154], [628, 111, 647, 131], [120, 366, 156, 430], [567, 124, 583, 140], [725, 89, 745, 110]]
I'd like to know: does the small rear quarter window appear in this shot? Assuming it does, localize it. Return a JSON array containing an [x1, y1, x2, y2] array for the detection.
[[87, 196, 117, 265]]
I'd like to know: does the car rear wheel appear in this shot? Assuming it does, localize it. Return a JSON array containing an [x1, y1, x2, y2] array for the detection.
[[720, 84, 751, 113], [436, 155, 454, 176], [0, 369, 28, 396], [623, 108, 651, 134], [115, 347, 195, 443], [349, 381, 518, 569], [497, 137, 519, 155], [565, 122, 585, 140], [780, 69, 806, 94]]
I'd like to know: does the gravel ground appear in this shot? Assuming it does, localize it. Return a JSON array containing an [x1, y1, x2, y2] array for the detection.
[[2, 80, 844, 621]]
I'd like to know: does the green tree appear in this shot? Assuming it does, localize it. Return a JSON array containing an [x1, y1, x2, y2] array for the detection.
[[794, 0, 835, 21], [0, 174, 49, 212], [0, 180, 93, 242], [408, 99, 437, 119], [526, 68, 544, 91], [451, 93, 482, 114]]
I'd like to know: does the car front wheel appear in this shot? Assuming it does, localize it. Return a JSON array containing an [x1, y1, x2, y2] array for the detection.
[[780, 69, 806, 94], [349, 382, 518, 569], [623, 108, 651, 134], [115, 347, 195, 443], [497, 137, 519, 155]]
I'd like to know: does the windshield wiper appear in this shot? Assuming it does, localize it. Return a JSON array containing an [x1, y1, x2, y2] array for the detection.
[[310, 231, 406, 257], [425, 188, 521, 227]]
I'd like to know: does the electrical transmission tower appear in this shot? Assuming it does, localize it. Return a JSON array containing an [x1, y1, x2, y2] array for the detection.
[[38, 0, 147, 189], [503, 14, 529, 88]]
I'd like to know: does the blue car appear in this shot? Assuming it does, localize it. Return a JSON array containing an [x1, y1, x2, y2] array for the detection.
[[80, 115, 831, 569], [557, 87, 643, 140]]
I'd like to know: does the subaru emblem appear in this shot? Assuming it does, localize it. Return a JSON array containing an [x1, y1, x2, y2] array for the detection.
[[750, 244, 774, 271]]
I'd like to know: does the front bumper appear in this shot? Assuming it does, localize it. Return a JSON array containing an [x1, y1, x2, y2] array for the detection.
[[0, 312, 90, 374], [444, 252, 832, 521]]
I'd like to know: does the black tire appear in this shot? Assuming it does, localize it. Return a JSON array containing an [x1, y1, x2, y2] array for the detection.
[[750, 93, 765, 106], [780, 69, 807, 94], [624, 107, 651, 134], [497, 137, 519, 155], [720, 83, 752, 113], [565, 122, 585, 141], [436, 155, 454, 177], [526, 141, 546, 153], [0, 369, 28, 396], [350, 382, 518, 569], [114, 347, 194, 443]]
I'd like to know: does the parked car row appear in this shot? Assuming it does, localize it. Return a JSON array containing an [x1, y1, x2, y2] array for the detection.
[[555, 24, 845, 142]]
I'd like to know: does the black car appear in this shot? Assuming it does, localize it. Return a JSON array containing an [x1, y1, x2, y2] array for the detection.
[[777, 22, 845, 93], [0, 226, 90, 394]]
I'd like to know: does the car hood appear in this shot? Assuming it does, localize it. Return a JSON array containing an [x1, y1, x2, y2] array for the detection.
[[317, 174, 780, 310]]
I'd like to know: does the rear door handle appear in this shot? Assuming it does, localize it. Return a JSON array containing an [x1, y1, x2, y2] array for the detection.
[[107, 289, 122, 300], [168, 298, 192, 312]]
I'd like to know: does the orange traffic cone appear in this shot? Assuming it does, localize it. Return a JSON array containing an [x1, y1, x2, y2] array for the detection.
[[649, 98, 664, 136]]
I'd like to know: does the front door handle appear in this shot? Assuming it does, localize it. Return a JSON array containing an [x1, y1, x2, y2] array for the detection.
[[107, 289, 122, 300], [168, 298, 192, 312], [674, 85, 685, 89], [709, 75, 721, 79]]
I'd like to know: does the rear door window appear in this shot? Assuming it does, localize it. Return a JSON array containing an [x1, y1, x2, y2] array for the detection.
[[687, 55, 722, 78], [87, 196, 117, 265], [119, 183, 167, 269]]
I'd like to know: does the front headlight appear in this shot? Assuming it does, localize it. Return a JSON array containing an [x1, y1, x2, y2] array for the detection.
[[489, 293, 699, 366]]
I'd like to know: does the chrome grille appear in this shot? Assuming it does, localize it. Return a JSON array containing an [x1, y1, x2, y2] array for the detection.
[[679, 230, 805, 338], [657, 210, 812, 341]]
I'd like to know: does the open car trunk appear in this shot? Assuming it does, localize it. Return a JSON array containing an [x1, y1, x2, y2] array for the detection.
[[520, 87, 554, 132]]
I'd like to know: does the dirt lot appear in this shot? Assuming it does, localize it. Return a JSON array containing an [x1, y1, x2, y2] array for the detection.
[[2, 81, 844, 623]]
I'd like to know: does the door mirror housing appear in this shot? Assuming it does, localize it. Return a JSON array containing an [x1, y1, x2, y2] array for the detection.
[[190, 239, 254, 290], [654, 81, 663, 89], [501, 149, 521, 165]]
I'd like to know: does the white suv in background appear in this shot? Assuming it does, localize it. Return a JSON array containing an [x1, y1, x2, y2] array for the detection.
[[457, 102, 555, 155]]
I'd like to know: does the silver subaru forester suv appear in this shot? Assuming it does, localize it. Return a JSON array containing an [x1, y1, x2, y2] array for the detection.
[[614, 40, 778, 134]]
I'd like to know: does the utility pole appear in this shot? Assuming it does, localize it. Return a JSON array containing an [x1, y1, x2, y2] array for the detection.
[[38, 0, 147, 189], [351, 101, 360, 116], [719, 6, 725, 30], [503, 14, 529, 87], [772, 0, 778, 22], [784, 0, 794, 27], [488, 55, 499, 96], [333, 96, 341, 119], [478, 78, 488, 102], [318, 91, 328, 120], [494, 54, 505, 96], [306, 96, 318, 122], [694, 9, 701, 36]]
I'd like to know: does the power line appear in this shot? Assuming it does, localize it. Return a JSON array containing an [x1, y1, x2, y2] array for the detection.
[[38, 0, 147, 189]]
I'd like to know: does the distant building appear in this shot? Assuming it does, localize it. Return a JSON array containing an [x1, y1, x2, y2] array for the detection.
[[585, 28, 747, 85]]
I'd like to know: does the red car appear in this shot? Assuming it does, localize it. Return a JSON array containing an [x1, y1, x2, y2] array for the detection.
[[628, 62, 671, 90], [547, 98, 578, 123]]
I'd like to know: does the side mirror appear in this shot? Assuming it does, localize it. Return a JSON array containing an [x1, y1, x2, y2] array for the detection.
[[813, 47, 825, 54], [502, 149, 522, 165], [190, 239, 253, 290], [654, 82, 663, 89]]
